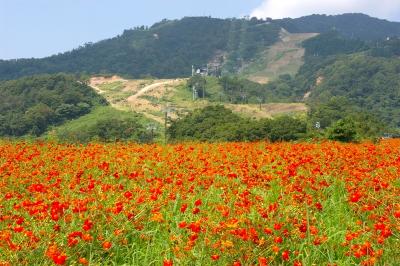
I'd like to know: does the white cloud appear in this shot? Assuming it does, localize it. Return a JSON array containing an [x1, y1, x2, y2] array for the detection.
[[251, 0, 400, 21]]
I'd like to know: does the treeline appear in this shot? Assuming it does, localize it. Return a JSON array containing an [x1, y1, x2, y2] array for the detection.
[[308, 55, 400, 127], [168, 105, 387, 143], [187, 75, 307, 104], [275, 13, 400, 40], [247, 31, 400, 127], [302, 31, 368, 57], [168, 105, 307, 142], [0, 74, 107, 136], [52, 107, 156, 143], [370, 37, 400, 57]]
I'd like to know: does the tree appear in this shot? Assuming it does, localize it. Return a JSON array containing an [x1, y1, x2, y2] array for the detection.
[[326, 118, 358, 142]]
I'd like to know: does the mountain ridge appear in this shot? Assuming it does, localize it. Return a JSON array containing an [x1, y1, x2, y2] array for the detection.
[[2, 13, 400, 80]]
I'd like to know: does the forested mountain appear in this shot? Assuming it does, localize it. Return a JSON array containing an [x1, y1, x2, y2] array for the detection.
[[1, 14, 400, 135], [307, 55, 400, 126], [275, 13, 400, 40], [0, 17, 280, 80], [264, 31, 400, 127], [2, 14, 400, 80], [0, 74, 107, 136]]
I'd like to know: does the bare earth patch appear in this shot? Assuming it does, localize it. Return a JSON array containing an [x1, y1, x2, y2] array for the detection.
[[243, 29, 319, 84], [90, 76, 308, 123], [226, 103, 308, 119]]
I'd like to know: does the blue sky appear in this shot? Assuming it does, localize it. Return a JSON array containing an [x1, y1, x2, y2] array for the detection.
[[1, 0, 400, 59]]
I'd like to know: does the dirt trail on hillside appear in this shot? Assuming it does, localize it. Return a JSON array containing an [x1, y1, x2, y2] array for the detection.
[[125, 79, 186, 123], [90, 76, 308, 124], [127, 80, 181, 102], [90, 76, 128, 94]]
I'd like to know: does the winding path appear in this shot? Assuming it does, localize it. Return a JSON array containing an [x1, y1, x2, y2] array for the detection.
[[127, 80, 179, 102]]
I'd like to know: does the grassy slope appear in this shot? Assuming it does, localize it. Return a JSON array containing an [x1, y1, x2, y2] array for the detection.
[[240, 30, 318, 84], [43, 75, 308, 141], [47, 106, 151, 140], [88, 76, 308, 123]]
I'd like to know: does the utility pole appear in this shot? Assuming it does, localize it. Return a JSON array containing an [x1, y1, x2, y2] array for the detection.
[[192, 86, 197, 101], [163, 103, 174, 145], [257, 97, 262, 110], [219, 92, 224, 102], [240, 91, 247, 104], [146, 123, 157, 142]]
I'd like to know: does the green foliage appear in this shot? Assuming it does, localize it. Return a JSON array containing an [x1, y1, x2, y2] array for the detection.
[[218, 76, 265, 103], [0, 17, 280, 80], [168, 105, 242, 141], [223, 19, 281, 73], [88, 118, 148, 142], [326, 118, 358, 142], [303, 31, 368, 57], [370, 37, 400, 57], [275, 13, 400, 40], [0, 74, 107, 137], [308, 98, 386, 140], [168, 105, 307, 142], [186, 75, 298, 104], [309, 54, 400, 126], [187, 75, 207, 98], [266, 116, 308, 142], [308, 97, 354, 129], [52, 107, 155, 143]]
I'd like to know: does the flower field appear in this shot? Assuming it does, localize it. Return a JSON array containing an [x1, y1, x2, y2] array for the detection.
[[0, 140, 399, 265]]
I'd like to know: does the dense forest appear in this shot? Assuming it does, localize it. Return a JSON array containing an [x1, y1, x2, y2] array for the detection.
[[168, 105, 385, 142], [308, 55, 400, 126], [275, 13, 400, 40], [53, 107, 154, 143], [168, 105, 308, 142], [0, 74, 107, 136], [257, 31, 400, 127]]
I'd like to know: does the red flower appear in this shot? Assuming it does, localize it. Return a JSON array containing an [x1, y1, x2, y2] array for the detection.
[[258, 257, 268, 266], [192, 207, 200, 214], [163, 259, 173, 266], [282, 250, 290, 261], [52, 254, 67, 265], [211, 254, 220, 261], [293, 260, 303, 266], [124, 191, 133, 200], [274, 223, 282, 230], [178, 221, 187, 228], [195, 199, 202, 206], [82, 219, 93, 231], [349, 192, 362, 203], [180, 204, 188, 213], [102, 241, 112, 250]]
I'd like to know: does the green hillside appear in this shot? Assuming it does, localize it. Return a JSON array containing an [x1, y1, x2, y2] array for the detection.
[[49, 106, 154, 143], [0, 74, 107, 136], [2, 14, 400, 81], [1, 14, 400, 139], [308, 54, 400, 126], [275, 13, 400, 40], [0, 17, 280, 80]]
